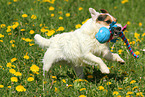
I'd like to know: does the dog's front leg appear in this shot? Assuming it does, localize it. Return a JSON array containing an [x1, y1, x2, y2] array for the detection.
[[102, 50, 125, 64], [83, 53, 110, 74]]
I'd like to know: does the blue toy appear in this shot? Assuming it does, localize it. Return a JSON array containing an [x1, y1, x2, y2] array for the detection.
[[95, 21, 117, 43]]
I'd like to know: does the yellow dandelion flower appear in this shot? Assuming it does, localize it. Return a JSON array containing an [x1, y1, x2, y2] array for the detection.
[[27, 77, 34, 81], [127, 21, 130, 25], [11, 77, 18, 82], [67, 85, 73, 87], [139, 22, 142, 26], [134, 32, 140, 39], [59, 16, 63, 20], [98, 86, 104, 90], [66, 13, 70, 17], [16, 85, 26, 92], [62, 79, 66, 83], [31, 15, 37, 19], [132, 86, 138, 90], [22, 14, 28, 18], [7, 62, 12, 68], [79, 95, 86, 97], [134, 51, 140, 55], [51, 14, 54, 17], [57, 27, 64, 31], [1, 24, 6, 28], [142, 33, 145, 37], [0, 40, 3, 42], [80, 88, 86, 91], [79, 7, 83, 11], [24, 52, 29, 59], [113, 91, 119, 95], [0, 85, 4, 88], [13, 0, 18, 2], [30, 64, 39, 72], [136, 92, 143, 96], [41, 28, 46, 33], [9, 69, 16, 74], [11, 58, 17, 63], [12, 44, 16, 47], [118, 49, 123, 54], [6, 28, 11, 32], [127, 91, 133, 95], [10, 40, 15, 44], [107, 82, 112, 85], [75, 24, 81, 29], [8, 33, 12, 35], [14, 72, 22, 76], [29, 43, 34, 46], [51, 76, 57, 79], [49, 6, 54, 11], [0, 34, 4, 38], [8, 86, 11, 88], [20, 29, 25, 31], [54, 87, 57, 92], [46, 30, 55, 36], [29, 30, 35, 34], [24, 38, 33, 42], [58, 11, 62, 15], [118, 87, 123, 90]]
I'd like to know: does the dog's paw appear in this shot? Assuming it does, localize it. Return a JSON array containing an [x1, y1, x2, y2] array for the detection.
[[117, 59, 125, 64]]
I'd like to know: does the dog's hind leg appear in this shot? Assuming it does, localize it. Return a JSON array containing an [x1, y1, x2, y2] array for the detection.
[[83, 52, 110, 74]]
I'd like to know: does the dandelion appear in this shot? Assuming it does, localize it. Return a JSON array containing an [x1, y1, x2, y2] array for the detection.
[[20, 29, 25, 31], [51, 76, 57, 79], [51, 14, 54, 17], [67, 85, 73, 87], [126, 91, 133, 95], [134, 32, 140, 39], [29, 30, 35, 34], [66, 13, 70, 17], [49, 6, 54, 11], [6, 28, 11, 32], [14, 72, 22, 76], [11, 77, 18, 82], [132, 86, 138, 90], [142, 33, 145, 36], [79, 7, 83, 11], [31, 15, 37, 19], [121, 0, 128, 4], [22, 14, 28, 18], [107, 82, 112, 85], [29, 43, 34, 46], [0, 40, 3, 42], [59, 16, 63, 20], [1, 24, 6, 28], [0, 34, 4, 38], [139, 22, 142, 26], [54, 87, 57, 92], [80, 88, 86, 91], [27, 77, 34, 81], [79, 95, 86, 97], [30, 64, 39, 72], [12, 44, 16, 47], [10, 40, 15, 44], [75, 24, 81, 29], [9, 69, 16, 74], [130, 80, 136, 84], [46, 30, 55, 36], [16, 85, 26, 92], [113, 91, 119, 95], [62, 79, 66, 83], [11, 58, 17, 63], [13, 0, 18, 2], [57, 27, 64, 31], [8, 86, 11, 88], [134, 51, 140, 55], [118, 49, 123, 54], [136, 92, 143, 96], [127, 21, 130, 25], [58, 11, 62, 15], [23, 52, 29, 59], [98, 86, 104, 90], [0, 85, 4, 88], [7, 62, 12, 68], [118, 87, 123, 90]]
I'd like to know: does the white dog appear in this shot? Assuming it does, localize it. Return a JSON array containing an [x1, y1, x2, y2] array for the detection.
[[34, 8, 125, 78]]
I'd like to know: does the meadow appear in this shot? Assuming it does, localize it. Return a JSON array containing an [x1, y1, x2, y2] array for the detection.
[[0, 0, 145, 96]]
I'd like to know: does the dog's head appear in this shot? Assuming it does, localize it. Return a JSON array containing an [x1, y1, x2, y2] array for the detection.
[[89, 8, 122, 38]]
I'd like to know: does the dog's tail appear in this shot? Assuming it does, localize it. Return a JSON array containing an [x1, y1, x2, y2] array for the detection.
[[34, 34, 50, 48]]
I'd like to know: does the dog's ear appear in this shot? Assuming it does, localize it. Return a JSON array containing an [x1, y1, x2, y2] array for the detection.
[[89, 8, 100, 21], [100, 9, 108, 13]]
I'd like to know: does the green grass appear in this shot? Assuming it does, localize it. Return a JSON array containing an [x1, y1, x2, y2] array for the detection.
[[0, 0, 145, 96]]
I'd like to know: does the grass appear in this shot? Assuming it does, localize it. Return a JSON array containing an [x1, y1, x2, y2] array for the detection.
[[0, 0, 145, 96]]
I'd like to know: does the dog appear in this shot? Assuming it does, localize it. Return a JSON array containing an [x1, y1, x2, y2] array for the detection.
[[34, 8, 125, 78]]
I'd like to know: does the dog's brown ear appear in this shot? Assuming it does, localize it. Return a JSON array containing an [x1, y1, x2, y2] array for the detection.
[[100, 9, 108, 13]]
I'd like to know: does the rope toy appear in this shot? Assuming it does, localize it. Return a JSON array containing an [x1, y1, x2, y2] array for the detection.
[[95, 21, 139, 58]]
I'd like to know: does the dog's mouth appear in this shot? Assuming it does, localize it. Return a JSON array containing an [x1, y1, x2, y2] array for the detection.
[[114, 26, 122, 36]]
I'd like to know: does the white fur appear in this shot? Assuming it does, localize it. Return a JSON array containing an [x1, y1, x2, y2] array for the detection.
[[34, 8, 125, 78]]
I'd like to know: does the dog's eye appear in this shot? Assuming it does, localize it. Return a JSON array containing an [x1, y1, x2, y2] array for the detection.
[[105, 20, 111, 24]]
